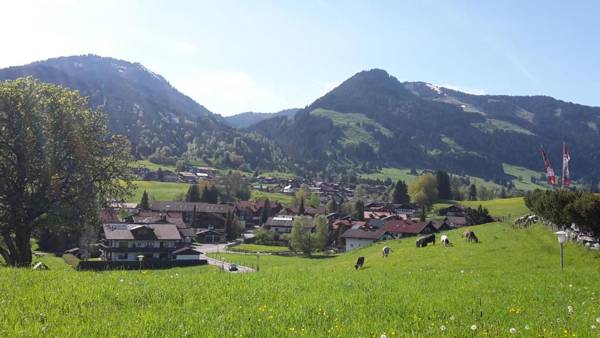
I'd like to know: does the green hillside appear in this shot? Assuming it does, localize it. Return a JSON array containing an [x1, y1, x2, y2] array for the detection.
[[2, 198, 600, 336]]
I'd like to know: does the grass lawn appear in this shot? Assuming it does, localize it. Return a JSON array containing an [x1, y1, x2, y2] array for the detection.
[[462, 197, 529, 219], [2, 198, 600, 336], [3, 220, 600, 336], [129, 180, 189, 203], [251, 190, 294, 206], [229, 244, 290, 253], [130, 159, 176, 172]]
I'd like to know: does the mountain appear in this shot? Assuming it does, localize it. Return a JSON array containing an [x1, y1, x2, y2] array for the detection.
[[251, 69, 600, 182], [0, 55, 288, 171], [224, 108, 300, 129]]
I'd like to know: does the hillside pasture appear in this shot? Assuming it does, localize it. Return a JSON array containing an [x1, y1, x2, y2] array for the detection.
[[129, 180, 189, 203], [2, 220, 600, 337]]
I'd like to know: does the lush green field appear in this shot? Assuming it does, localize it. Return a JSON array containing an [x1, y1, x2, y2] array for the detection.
[[229, 244, 290, 253], [2, 197, 600, 337], [362, 165, 546, 192], [250, 190, 294, 206], [130, 159, 176, 171], [3, 221, 600, 337], [462, 197, 529, 219], [129, 180, 189, 202]]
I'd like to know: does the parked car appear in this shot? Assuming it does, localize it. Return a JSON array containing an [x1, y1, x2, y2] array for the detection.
[[229, 264, 238, 272]]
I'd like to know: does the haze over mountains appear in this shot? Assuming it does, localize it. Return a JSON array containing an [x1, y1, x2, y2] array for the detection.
[[1, 55, 599, 183]]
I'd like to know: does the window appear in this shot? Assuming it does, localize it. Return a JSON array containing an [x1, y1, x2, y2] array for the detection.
[[118, 241, 128, 249]]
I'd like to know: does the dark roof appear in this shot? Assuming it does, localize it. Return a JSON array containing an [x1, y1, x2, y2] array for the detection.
[[173, 247, 203, 255], [341, 227, 386, 240], [264, 216, 294, 228], [383, 219, 433, 235], [103, 223, 182, 240], [151, 202, 234, 214]]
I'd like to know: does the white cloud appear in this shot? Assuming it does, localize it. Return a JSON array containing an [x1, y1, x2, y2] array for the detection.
[[173, 70, 292, 116]]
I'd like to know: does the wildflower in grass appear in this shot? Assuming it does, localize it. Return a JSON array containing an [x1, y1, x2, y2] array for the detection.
[[440, 325, 447, 331], [524, 325, 530, 330], [119, 278, 124, 282], [597, 317, 600, 324], [471, 324, 477, 331], [449, 316, 455, 321], [509, 327, 517, 334], [591, 325, 596, 330], [567, 305, 573, 314], [381, 335, 386, 338]]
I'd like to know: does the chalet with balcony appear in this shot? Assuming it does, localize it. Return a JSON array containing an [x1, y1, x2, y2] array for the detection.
[[100, 223, 183, 261]]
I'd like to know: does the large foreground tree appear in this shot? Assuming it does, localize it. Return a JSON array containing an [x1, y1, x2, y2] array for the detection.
[[0, 78, 133, 267]]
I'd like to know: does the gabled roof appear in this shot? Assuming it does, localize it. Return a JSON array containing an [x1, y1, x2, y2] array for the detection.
[[173, 247, 203, 255], [383, 219, 434, 235], [341, 226, 386, 240], [103, 223, 182, 240]]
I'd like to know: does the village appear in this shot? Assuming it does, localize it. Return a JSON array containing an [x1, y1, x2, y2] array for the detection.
[[67, 163, 492, 271]]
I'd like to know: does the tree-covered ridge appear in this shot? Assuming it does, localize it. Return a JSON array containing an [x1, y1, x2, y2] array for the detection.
[[252, 69, 600, 182], [0, 55, 289, 172]]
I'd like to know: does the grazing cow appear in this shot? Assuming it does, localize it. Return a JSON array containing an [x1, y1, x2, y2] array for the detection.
[[441, 235, 451, 247], [355, 256, 365, 270], [464, 230, 479, 243], [382, 246, 391, 257], [416, 234, 435, 248]]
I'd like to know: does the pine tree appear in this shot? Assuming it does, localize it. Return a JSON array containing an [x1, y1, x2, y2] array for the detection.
[[260, 199, 271, 225], [468, 184, 478, 201], [326, 198, 338, 214], [353, 200, 365, 220], [391, 180, 410, 204], [436, 170, 452, 200], [298, 197, 305, 215], [185, 184, 201, 202], [139, 190, 150, 210]]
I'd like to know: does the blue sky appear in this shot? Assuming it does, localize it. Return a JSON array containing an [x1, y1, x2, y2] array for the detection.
[[1, 0, 599, 116]]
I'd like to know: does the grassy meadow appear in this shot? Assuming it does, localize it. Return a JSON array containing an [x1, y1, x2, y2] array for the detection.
[[129, 180, 190, 203], [2, 197, 600, 336], [250, 190, 294, 206]]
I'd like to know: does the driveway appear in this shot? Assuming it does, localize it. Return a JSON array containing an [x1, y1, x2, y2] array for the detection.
[[193, 242, 255, 273]]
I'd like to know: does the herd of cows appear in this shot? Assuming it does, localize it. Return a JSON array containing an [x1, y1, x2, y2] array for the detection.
[[353, 230, 480, 270]]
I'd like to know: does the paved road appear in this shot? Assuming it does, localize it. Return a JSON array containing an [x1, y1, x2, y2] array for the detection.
[[194, 242, 255, 273]]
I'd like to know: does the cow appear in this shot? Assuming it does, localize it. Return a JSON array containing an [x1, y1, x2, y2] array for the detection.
[[416, 234, 435, 248], [464, 230, 479, 243], [355, 256, 365, 270], [382, 246, 391, 257], [441, 234, 452, 247]]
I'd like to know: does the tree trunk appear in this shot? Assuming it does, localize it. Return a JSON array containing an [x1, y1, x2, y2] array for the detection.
[[15, 227, 32, 267]]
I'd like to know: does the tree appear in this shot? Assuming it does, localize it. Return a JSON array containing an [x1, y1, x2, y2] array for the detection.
[[290, 216, 312, 255], [468, 184, 478, 201], [465, 205, 494, 225], [139, 190, 150, 210], [313, 215, 330, 251], [436, 170, 452, 200], [157, 168, 164, 182], [260, 199, 271, 225], [391, 180, 410, 204], [409, 174, 438, 210], [298, 197, 306, 215], [0, 78, 133, 267], [326, 198, 338, 214], [185, 184, 202, 202], [353, 200, 365, 220], [224, 212, 237, 241]]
